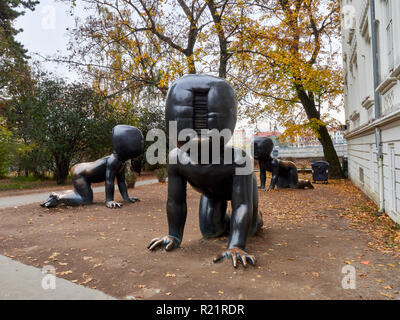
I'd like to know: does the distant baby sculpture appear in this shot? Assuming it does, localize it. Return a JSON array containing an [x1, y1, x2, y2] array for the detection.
[[41, 125, 144, 209], [148, 74, 263, 268], [253, 137, 314, 190]]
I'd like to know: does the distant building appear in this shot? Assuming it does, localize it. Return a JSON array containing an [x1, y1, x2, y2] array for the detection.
[[294, 133, 320, 147], [330, 129, 346, 145], [254, 130, 283, 148], [341, 0, 400, 223], [291, 128, 346, 148], [254, 131, 281, 138]]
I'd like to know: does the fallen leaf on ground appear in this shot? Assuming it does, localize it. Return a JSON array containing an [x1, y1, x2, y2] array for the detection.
[[165, 273, 176, 277], [380, 292, 392, 299], [59, 270, 72, 275], [81, 277, 93, 285]]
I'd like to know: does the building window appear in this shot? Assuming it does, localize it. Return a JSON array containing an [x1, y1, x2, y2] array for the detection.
[[370, 144, 376, 193], [389, 145, 397, 213], [359, 167, 364, 184], [385, 0, 394, 72]]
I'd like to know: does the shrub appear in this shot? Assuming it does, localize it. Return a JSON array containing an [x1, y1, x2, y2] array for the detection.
[[155, 167, 167, 183]]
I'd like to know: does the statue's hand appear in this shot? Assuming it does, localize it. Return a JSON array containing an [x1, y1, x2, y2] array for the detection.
[[106, 201, 122, 208], [213, 248, 256, 268], [148, 235, 180, 251], [126, 197, 140, 203]]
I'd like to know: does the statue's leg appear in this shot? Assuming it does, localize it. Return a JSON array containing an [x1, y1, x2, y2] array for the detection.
[[199, 195, 230, 238], [250, 175, 263, 236], [277, 176, 290, 188], [258, 169, 266, 189], [258, 159, 267, 189], [288, 166, 299, 189], [298, 179, 314, 189], [58, 175, 93, 206]]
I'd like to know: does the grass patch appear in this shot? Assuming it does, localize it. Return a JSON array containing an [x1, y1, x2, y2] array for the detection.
[[0, 174, 54, 191], [0, 182, 39, 190]]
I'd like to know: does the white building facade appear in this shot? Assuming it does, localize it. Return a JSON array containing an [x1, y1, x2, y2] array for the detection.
[[342, 0, 400, 223]]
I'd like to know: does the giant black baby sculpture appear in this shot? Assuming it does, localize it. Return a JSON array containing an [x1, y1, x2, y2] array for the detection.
[[41, 125, 144, 209], [253, 136, 314, 190], [148, 74, 263, 268]]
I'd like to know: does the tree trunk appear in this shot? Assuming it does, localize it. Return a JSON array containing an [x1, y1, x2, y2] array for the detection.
[[218, 47, 228, 79], [207, 0, 228, 78], [296, 86, 344, 179], [54, 157, 70, 185], [316, 125, 344, 179]]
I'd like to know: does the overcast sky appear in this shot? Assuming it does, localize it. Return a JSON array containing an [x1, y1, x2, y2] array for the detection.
[[15, 0, 87, 81], [15, 0, 344, 133]]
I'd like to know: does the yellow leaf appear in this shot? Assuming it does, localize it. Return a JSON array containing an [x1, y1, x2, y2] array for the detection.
[[165, 273, 176, 277]]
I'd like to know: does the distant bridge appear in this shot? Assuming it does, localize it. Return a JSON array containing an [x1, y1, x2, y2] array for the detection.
[[276, 144, 347, 159]]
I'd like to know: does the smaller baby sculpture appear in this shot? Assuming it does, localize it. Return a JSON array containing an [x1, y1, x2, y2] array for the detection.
[[40, 125, 144, 209], [253, 137, 314, 190]]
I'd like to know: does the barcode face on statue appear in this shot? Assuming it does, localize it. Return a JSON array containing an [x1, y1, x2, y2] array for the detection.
[[193, 90, 208, 134]]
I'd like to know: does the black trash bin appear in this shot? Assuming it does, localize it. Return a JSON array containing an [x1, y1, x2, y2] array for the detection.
[[311, 161, 329, 184]]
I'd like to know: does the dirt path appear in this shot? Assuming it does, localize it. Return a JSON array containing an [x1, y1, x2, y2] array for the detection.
[[0, 180, 399, 300]]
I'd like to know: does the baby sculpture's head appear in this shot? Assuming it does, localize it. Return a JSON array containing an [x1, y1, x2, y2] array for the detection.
[[166, 74, 237, 148], [252, 137, 274, 160], [112, 125, 144, 162]]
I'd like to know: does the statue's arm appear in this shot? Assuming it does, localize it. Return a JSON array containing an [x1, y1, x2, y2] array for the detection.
[[148, 163, 187, 250], [105, 157, 121, 208], [214, 174, 256, 268], [166, 165, 187, 245], [228, 174, 253, 250], [117, 167, 139, 203], [116, 166, 128, 200]]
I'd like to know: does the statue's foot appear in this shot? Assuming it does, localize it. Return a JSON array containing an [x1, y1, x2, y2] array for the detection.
[[40, 193, 60, 208], [257, 185, 265, 189]]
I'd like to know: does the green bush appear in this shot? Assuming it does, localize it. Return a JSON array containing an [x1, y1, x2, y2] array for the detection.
[[0, 119, 13, 178], [125, 165, 137, 188], [155, 167, 167, 182]]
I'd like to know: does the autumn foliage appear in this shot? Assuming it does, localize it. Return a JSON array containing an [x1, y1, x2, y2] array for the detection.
[[61, 0, 344, 177]]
